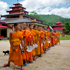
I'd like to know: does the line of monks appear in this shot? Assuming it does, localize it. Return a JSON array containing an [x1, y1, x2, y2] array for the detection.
[[3, 23, 60, 70]]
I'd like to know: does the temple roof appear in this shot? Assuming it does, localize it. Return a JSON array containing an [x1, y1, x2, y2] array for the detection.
[[13, 3, 22, 5], [1, 18, 33, 24], [1, 13, 45, 23], [0, 26, 11, 28], [1, 18, 47, 27], [52, 24, 63, 27], [52, 21, 64, 27], [53, 27, 66, 30], [0, 21, 6, 23], [10, 6, 26, 9], [7, 9, 28, 13], [55, 22, 61, 24]]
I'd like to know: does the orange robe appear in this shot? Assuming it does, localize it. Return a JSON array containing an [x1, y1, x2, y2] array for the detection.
[[39, 30, 45, 54], [44, 31, 48, 49], [47, 31, 50, 47], [57, 32, 60, 43], [55, 32, 58, 43], [35, 30, 40, 55], [9, 31, 23, 65], [29, 29, 36, 57], [22, 29, 33, 61], [51, 32, 55, 46], [26, 29, 33, 61], [21, 30, 26, 60]]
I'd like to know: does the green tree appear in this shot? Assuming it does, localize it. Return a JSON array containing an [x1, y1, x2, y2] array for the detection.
[[64, 22, 70, 34], [29, 11, 40, 19]]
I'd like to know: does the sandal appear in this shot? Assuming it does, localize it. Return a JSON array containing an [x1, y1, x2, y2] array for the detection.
[[3, 63, 10, 67], [21, 68, 24, 70], [24, 64, 27, 66]]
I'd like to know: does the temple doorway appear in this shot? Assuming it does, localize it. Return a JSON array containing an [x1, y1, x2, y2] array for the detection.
[[0, 29, 7, 37]]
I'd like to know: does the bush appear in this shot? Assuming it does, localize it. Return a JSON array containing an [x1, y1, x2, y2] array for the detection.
[[65, 29, 70, 34]]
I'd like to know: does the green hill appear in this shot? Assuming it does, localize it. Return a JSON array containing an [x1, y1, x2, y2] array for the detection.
[[39, 15, 70, 26]]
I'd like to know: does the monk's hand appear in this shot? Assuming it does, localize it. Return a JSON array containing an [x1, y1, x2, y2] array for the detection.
[[31, 42, 33, 46], [12, 47, 15, 51]]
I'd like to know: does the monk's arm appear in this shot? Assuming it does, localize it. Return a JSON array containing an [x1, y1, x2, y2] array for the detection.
[[9, 32, 15, 50], [21, 39, 24, 48], [31, 37, 33, 46], [22, 37, 26, 48]]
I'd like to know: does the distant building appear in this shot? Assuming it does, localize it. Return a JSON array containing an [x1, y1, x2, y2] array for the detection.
[[52, 22, 66, 36]]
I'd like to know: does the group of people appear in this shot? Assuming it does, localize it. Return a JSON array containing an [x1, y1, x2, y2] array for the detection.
[[3, 23, 60, 70]]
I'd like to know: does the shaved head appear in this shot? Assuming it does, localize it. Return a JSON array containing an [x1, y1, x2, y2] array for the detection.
[[23, 23, 27, 29]]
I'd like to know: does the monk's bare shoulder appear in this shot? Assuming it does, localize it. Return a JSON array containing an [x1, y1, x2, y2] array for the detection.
[[10, 31, 15, 35]]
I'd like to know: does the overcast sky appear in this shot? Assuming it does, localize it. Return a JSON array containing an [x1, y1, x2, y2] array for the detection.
[[0, 0, 70, 18]]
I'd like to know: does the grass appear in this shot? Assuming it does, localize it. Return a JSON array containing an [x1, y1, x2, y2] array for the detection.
[[60, 35, 70, 40]]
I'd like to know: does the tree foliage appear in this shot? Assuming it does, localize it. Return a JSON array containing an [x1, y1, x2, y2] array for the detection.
[[64, 22, 70, 34], [29, 11, 40, 19]]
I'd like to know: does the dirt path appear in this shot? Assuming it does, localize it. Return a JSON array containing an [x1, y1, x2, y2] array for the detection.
[[0, 40, 70, 70]]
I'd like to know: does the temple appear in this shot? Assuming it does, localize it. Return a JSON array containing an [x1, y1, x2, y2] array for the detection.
[[52, 22, 66, 36], [0, 3, 46, 38]]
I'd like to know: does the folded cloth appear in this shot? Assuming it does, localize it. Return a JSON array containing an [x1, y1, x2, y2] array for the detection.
[[41, 43, 43, 47], [27, 46, 33, 52], [47, 41, 50, 43], [35, 43, 38, 48]]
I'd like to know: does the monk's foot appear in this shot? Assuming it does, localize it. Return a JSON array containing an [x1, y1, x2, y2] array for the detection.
[[21, 68, 24, 70], [33, 57, 36, 61], [45, 49, 47, 51], [3, 63, 10, 67], [36, 55, 38, 59], [39, 54, 42, 57], [24, 63, 27, 66], [44, 51, 46, 54], [48, 48, 50, 50], [29, 61, 33, 63], [52, 45, 54, 47]]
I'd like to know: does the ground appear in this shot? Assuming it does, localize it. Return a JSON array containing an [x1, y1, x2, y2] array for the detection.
[[0, 40, 70, 70]]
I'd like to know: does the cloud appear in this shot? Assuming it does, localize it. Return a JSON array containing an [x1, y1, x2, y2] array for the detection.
[[0, 0, 9, 15], [20, 0, 70, 18], [20, 0, 70, 11], [36, 7, 70, 18], [49, 7, 70, 18]]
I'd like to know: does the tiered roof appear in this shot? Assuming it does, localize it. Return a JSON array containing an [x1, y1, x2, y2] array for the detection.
[[7, 3, 28, 14], [52, 22, 66, 29]]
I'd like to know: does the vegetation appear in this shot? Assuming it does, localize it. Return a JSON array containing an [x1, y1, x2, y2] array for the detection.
[[29, 11, 40, 19]]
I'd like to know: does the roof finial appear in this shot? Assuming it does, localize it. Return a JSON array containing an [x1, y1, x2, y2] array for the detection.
[[17, 0, 19, 3], [58, 17, 59, 22]]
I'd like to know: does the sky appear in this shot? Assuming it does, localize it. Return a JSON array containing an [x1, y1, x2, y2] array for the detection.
[[0, 0, 70, 18]]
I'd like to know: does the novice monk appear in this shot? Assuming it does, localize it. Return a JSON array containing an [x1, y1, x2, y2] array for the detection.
[[28, 24, 36, 61], [41, 28, 46, 53], [54, 31, 58, 44], [44, 29, 48, 51], [51, 30, 55, 46], [32, 25, 39, 60], [21, 23, 28, 66], [22, 23, 33, 63], [4, 23, 24, 70], [35, 26, 41, 56], [57, 31, 61, 44], [47, 29, 51, 48], [39, 27, 44, 55]]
